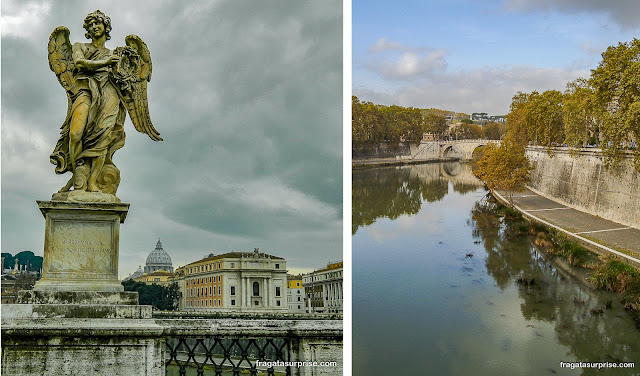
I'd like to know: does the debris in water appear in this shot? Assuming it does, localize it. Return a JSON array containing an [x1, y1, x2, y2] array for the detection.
[[465, 253, 474, 258], [516, 276, 536, 287]]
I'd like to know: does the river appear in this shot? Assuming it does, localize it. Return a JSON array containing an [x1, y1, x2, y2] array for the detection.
[[352, 162, 640, 376]]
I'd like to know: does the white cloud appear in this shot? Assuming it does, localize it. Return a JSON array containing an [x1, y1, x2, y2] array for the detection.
[[365, 38, 448, 80], [356, 65, 586, 114], [368, 37, 403, 53]]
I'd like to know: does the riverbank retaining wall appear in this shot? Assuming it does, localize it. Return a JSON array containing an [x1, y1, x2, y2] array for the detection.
[[525, 147, 640, 229], [352, 142, 411, 160], [352, 142, 446, 163]]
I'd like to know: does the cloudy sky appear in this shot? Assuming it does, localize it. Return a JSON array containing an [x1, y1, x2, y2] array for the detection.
[[353, 0, 640, 115], [1, 0, 343, 277]]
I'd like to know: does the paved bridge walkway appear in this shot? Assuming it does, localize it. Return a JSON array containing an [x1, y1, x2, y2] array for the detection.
[[494, 187, 640, 268]]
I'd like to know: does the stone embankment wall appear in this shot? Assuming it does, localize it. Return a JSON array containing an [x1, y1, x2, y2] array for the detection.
[[352, 142, 443, 163], [353, 141, 497, 164], [352, 142, 412, 161], [526, 147, 640, 229]]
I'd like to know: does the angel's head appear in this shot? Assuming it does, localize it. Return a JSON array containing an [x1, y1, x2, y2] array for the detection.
[[83, 10, 111, 41]]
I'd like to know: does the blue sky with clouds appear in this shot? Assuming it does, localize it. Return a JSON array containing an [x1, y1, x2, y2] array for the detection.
[[353, 0, 640, 115]]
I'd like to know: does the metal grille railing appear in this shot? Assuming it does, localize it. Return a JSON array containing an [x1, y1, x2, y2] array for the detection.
[[165, 337, 291, 376]]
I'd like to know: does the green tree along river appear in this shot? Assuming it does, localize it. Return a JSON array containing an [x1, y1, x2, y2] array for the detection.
[[353, 163, 640, 376]]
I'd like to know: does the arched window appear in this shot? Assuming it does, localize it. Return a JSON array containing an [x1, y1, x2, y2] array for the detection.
[[253, 281, 259, 296]]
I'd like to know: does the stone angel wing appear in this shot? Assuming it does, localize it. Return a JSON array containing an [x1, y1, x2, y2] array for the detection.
[[48, 26, 75, 93], [47, 26, 77, 174], [112, 35, 163, 141]]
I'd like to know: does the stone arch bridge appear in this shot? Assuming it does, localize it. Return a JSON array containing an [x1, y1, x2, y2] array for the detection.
[[410, 139, 501, 161]]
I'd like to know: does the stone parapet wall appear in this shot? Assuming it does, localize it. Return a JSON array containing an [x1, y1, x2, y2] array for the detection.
[[2, 314, 343, 376], [2, 317, 165, 376], [352, 142, 413, 161], [526, 147, 640, 229]]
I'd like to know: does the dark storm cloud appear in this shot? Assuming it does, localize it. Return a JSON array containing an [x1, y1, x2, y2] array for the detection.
[[1, 0, 343, 276], [503, 0, 640, 29]]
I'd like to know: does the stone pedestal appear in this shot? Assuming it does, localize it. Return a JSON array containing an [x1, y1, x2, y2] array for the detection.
[[34, 200, 129, 293], [0, 199, 163, 376]]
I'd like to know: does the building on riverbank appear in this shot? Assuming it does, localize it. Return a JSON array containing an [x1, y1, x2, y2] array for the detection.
[[287, 274, 305, 313], [303, 261, 343, 314], [175, 248, 288, 313]]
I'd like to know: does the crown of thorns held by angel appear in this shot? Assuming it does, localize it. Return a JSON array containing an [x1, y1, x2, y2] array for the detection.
[[48, 10, 161, 199]]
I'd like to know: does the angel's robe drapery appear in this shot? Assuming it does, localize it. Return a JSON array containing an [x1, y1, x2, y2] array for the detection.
[[50, 43, 125, 174]]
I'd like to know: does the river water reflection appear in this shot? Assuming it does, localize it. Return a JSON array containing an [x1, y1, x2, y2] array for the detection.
[[353, 162, 640, 376]]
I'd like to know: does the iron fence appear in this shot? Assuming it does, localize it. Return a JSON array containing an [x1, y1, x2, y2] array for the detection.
[[165, 336, 290, 376]]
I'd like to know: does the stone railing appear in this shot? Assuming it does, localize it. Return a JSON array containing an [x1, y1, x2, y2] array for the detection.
[[435, 139, 500, 144], [2, 312, 343, 376], [160, 318, 343, 376]]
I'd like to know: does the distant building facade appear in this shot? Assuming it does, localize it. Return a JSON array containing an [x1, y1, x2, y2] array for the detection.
[[302, 261, 343, 314], [287, 274, 305, 313], [174, 248, 288, 313], [123, 265, 144, 281], [471, 112, 505, 123], [1, 264, 39, 304], [134, 270, 173, 286]]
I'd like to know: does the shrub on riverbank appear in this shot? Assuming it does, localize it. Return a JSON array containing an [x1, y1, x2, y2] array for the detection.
[[558, 240, 593, 267], [496, 205, 522, 220], [589, 258, 640, 310], [530, 228, 596, 268], [492, 197, 640, 310]]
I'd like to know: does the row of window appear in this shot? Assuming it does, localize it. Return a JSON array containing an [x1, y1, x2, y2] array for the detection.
[[186, 299, 283, 308], [186, 283, 282, 298], [187, 285, 222, 298], [186, 275, 222, 286], [187, 262, 223, 275], [302, 271, 343, 283], [187, 299, 222, 307], [185, 261, 282, 276]]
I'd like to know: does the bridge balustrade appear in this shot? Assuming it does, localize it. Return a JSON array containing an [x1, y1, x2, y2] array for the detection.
[[2, 313, 342, 376]]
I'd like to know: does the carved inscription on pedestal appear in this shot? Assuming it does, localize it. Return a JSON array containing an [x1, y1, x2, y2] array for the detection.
[[48, 221, 114, 275]]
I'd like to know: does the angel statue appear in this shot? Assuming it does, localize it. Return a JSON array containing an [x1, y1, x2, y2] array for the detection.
[[48, 10, 161, 201]]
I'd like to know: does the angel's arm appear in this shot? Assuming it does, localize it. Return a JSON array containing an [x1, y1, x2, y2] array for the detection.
[[72, 43, 119, 71]]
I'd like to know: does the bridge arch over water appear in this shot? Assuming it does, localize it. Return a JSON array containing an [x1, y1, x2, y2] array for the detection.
[[410, 139, 500, 161], [438, 140, 500, 159]]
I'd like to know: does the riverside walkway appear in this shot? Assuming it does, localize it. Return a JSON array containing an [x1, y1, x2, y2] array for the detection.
[[494, 187, 640, 268]]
